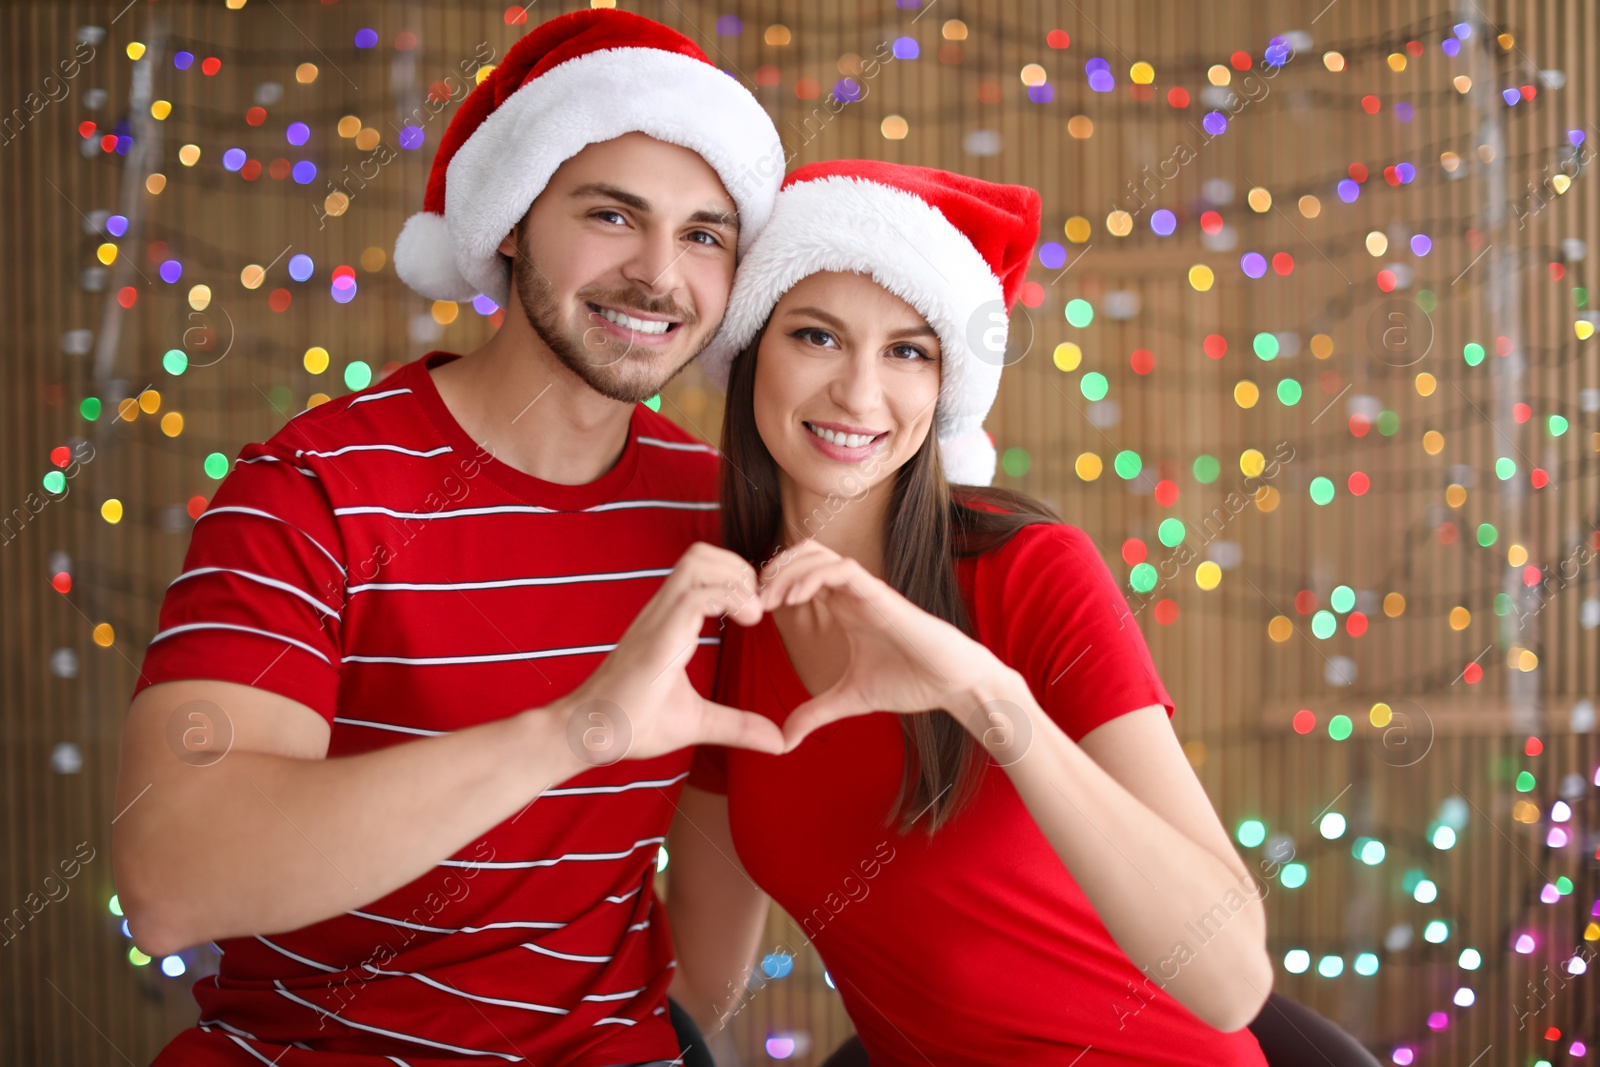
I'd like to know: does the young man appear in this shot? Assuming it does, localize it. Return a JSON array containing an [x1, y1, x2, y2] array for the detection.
[[111, 11, 783, 1066]]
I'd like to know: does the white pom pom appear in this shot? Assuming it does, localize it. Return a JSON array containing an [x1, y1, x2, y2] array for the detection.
[[393, 211, 480, 301], [939, 427, 997, 487]]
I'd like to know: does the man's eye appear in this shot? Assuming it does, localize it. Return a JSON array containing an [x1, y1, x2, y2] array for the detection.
[[688, 230, 725, 247], [592, 209, 627, 225]]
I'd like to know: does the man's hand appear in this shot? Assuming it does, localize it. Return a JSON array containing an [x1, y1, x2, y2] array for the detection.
[[558, 542, 784, 765]]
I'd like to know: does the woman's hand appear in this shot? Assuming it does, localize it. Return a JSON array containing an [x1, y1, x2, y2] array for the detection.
[[757, 539, 1022, 750]]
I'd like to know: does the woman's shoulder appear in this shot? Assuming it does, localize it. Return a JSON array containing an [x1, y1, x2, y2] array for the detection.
[[965, 515, 1107, 578]]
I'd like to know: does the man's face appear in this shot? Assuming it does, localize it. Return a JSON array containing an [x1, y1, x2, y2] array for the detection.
[[498, 132, 739, 404]]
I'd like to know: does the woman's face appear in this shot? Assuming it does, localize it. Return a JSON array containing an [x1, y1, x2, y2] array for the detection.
[[751, 271, 942, 499]]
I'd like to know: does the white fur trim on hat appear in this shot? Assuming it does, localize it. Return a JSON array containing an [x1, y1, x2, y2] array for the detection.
[[698, 175, 1007, 486], [394, 47, 784, 308]]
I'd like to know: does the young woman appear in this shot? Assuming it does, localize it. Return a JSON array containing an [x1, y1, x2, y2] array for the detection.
[[662, 162, 1274, 1066]]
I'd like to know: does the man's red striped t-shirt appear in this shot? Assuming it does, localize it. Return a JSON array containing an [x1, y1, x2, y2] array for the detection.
[[133, 351, 719, 1066]]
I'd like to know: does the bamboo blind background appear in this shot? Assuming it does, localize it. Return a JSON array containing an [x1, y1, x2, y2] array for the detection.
[[2, 1, 1597, 1064]]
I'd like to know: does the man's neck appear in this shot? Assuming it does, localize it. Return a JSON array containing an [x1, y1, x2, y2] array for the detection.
[[430, 312, 634, 486]]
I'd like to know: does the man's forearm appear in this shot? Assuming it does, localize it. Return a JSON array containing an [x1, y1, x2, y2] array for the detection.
[[114, 699, 583, 956]]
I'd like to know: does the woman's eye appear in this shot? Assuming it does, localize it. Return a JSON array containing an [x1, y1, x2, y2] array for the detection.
[[793, 328, 838, 348], [890, 343, 931, 362]]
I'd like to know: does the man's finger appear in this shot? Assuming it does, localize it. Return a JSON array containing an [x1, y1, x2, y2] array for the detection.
[[695, 699, 786, 754]]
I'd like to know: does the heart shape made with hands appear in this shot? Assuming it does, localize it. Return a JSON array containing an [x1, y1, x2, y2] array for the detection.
[[753, 539, 1016, 751]]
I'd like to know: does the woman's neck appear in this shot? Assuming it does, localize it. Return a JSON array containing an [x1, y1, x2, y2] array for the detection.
[[774, 472, 894, 580]]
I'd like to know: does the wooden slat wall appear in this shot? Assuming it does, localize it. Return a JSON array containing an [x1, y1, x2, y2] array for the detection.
[[2, 2, 1595, 1064]]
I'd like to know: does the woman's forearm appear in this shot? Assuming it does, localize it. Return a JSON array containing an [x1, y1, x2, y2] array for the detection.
[[968, 672, 1273, 1032]]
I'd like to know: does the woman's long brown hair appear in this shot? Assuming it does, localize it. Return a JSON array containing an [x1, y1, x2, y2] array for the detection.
[[719, 327, 1064, 833]]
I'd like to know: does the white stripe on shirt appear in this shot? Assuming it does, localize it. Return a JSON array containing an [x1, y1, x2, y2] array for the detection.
[[333, 717, 445, 737], [542, 772, 688, 797], [255, 935, 339, 972], [272, 981, 522, 1061], [149, 623, 332, 665], [194, 505, 346, 577], [333, 500, 717, 520], [522, 942, 613, 964], [359, 964, 569, 1015], [442, 836, 665, 871], [170, 567, 340, 619], [297, 444, 452, 459], [346, 387, 413, 406], [347, 567, 672, 594], [346, 908, 566, 935], [237, 454, 318, 477], [636, 436, 718, 455], [344, 635, 716, 667]]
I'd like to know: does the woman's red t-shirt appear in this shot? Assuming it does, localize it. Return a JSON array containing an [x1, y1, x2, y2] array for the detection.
[[689, 521, 1269, 1066]]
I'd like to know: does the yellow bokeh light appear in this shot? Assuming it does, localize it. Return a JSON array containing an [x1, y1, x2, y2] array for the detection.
[[1518, 649, 1538, 672], [93, 623, 115, 647], [138, 389, 160, 414], [1298, 195, 1321, 218], [1064, 216, 1092, 243], [127, 42, 146, 60], [880, 115, 909, 140], [1415, 372, 1436, 396], [1311, 334, 1334, 359], [475, 65, 494, 85], [161, 412, 184, 437], [431, 301, 461, 325], [97, 243, 118, 265], [296, 62, 319, 84], [338, 115, 362, 138], [324, 192, 351, 219], [1441, 151, 1461, 173], [117, 398, 139, 422], [1369, 702, 1392, 727], [1234, 381, 1260, 408], [1254, 485, 1280, 512], [1247, 187, 1272, 212], [1075, 452, 1103, 480], [1188, 264, 1215, 291], [1453, 75, 1472, 94], [360, 247, 387, 272], [1020, 63, 1047, 87], [1365, 231, 1389, 256], [145, 173, 167, 194], [1323, 51, 1345, 72], [1067, 115, 1094, 139], [1207, 64, 1230, 86], [303, 346, 330, 374], [355, 127, 381, 151], [1576, 320, 1595, 340], [1497, 32, 1514, 50], [240, 264, 266, 290], [1130, 61, 1155, 85], [763, 24, 792, 46], [1423, 430, 1444, 455], [1553, 174, 1572, 195], [308, 392, 332, 408], [1383, 592, 1405, 617], [1106, 210, 1133, 236], [1240, 449, 1265, 477], [1386, 52, 1407, 72], [1507, 544, 1528, 567], [1268, 616, 1293, 642], [188, 285, 212, 311], [101, 499, 123, 524], [942, 19, 968, 40], [150, 100, 171, 120], [1446, 483, 1467, 507], [1195, 561, 1221, 591], [178, 144, 201, 167], [1052, 342, 1082, 372], [1449, 606, 1471, 630]]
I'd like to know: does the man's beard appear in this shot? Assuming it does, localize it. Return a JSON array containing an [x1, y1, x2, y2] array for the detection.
[[511, 239, 704, 405]]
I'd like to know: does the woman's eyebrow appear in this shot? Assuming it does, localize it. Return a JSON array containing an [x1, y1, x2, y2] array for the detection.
[[781, 305, 938, 345]]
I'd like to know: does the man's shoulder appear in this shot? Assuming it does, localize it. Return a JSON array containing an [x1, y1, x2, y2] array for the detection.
[[252, 362, 432, 459], [632, 405, 720, 485]]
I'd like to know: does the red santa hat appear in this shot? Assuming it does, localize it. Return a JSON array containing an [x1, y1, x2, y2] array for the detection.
[[393, 9, 784, 309], [698, 161, 1041, 487]]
